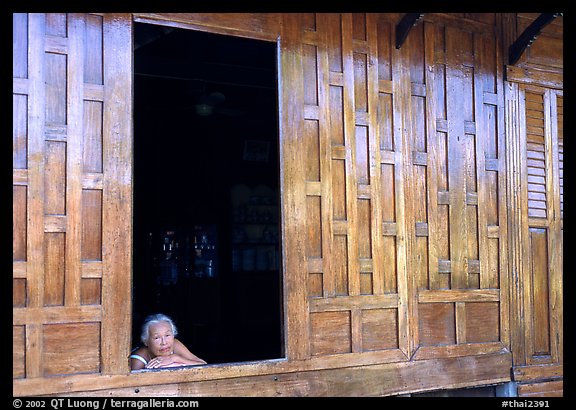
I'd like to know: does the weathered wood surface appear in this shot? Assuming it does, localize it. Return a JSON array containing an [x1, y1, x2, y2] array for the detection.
[[13, 12, 562, 397]]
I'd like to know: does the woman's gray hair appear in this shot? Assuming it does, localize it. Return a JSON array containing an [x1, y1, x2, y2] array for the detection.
[[140, 313, 178, 345]]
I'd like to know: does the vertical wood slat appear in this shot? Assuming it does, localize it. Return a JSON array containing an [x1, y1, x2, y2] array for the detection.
[[26, 13, 47, 379], [280, 13, 309, 361], [473, 32, 490, 291], [366, 14, 383, 297], [548, 90, 563, 365], [424, 21, 440, 296], [395, 17, 418, 358], [445, 26, 468, 291], [100, 13, 133, 374], [65, 14, 85, 307], [494, 19, 510, 351], [390, 17, 411, 359], [341, 14, 360, 297], [314, 14, 334, 300]]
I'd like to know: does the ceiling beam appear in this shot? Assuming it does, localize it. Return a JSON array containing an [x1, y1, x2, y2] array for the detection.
[[396, 13, 425, 49], [509, 13, 562, 65]]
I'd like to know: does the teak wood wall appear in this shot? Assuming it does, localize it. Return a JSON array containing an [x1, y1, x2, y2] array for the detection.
[[12, 13, 563, 397]]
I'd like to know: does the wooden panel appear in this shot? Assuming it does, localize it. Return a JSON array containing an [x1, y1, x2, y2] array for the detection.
[[45, 141, 67, 215], [13, 325, 26, 379], [13, 185, 27, 262], [81, 189, 103, 260], [13, 13, 29, 78], [100, 13, 133, 374], [517, 14, 563, 71], [43, 322, 101, 375], [310, 311, 351, 356], [405, 17, 507, 357], [514, 85, 563, 371], [361, 308, 398, 351], [517, 380, 563, 397], [13, 93, 28, 168], [299, 13, 408, 361], [12, 12, 132, 381], [44, 233, 66, 306], [418, 303, 455, 346], [527, 228, 551, 357], [465, 302, 500, 343]]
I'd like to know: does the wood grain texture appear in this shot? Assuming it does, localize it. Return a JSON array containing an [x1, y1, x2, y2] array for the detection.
[[12, 12, 562, 397]]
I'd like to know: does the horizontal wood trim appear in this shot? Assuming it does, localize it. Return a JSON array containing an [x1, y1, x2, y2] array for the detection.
[[44, 215, 66, 232], [13, 306, 102, 326], [132, 13, 281, 42], [418, 289, 500, 303], [513, 363, 563, 383], [13, 261, 27, 278], [13, 169, 28, 185], [13, 352, 511, 397], [82, 173, 104, 190], [310, 293, 399, 312], [506, 65, 563, 89], [84, 83, 104, 102], [13, 77, 28, 94], [413, 342, 509, 360], [517, 380, 563, 397], [82, 261, 103, 278]]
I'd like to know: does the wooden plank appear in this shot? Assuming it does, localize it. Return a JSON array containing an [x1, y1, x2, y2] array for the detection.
[[413, 342, 508, 360], [506, 65, 562, 90], [473, 32, 491, 291], [65, 14, 84, 307], [445, 25, 469, 290], [279, 13, 309, 361], [418, 289, 500, 303], [133, 13, 281, 42], [13, 352, 512, 397], [101, 13, 133, 375], [517, 380, 563, 397], [25, 13, 47, 379], [365, 15, 384, 296], [310, 294, 399, 312], [514, 363, 563, 383], [391, 15, 412, 358], [13, 305, 102, 326], [514, 83, 531, 367], [423, 22, 441, 295], [548, 90, 563, 366], [342, 13, 360, 297]]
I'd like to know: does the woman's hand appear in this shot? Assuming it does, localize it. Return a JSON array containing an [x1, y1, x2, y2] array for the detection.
[[145, 354, 177, 369]]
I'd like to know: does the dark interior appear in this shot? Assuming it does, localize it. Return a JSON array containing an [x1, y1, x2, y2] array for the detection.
[[132, 23, 283, 364]]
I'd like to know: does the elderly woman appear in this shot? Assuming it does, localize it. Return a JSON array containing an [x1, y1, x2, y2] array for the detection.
[[130, 313, 206, 370]]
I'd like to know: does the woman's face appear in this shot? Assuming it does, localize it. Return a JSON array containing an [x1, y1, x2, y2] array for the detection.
[[146, 321, 174, 357]]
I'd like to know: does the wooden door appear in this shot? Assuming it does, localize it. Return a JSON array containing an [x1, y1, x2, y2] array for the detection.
[[521, 87, 563, 367], [293, 13, 410, 363], [406, 17, 509, 359], [506, 84, 563, 394], [292, 13, 509, 364], [13, 13, 132, 380]]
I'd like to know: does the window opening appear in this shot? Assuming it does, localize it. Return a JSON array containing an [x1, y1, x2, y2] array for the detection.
[[133, 23, 283, 365]]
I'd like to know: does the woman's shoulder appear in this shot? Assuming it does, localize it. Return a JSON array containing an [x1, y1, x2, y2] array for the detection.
[[130, 346, 150, 360]]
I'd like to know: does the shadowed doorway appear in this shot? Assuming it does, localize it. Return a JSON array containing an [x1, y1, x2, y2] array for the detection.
[[132, 23, 283, 365]]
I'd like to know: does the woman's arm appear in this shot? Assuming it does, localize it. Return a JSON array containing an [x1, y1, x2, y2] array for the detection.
[[129, 348, 150, 370], [170, 338, 207, 365], [146, 339, 207, 368]]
